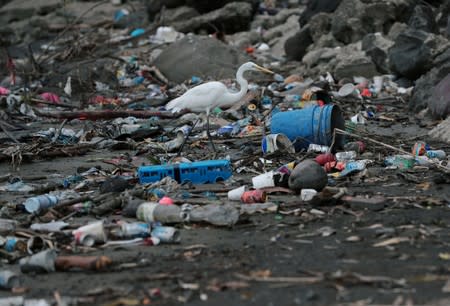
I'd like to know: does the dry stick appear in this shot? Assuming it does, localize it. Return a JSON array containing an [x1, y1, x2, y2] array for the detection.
[[0, 121, 20, 144], [52, 119, 68, 143], [334, 128, 450, 172]]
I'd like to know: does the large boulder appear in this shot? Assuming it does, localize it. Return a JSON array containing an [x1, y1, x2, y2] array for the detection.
[[0, 0, 61, 24], [153, 35, 251, 83], [430, 73, 450, 119], [361, 33, 394, 74], [308, 12, 332, 42], [159, 5, 199, 24], [334, 51, 378, 80], [264, 15, 301, 58], [410, 48, 450, 113], [299, 0, 342, 27], [408, 4, 438, 33], [428, 117, 450, 143], [330, 0, 366, 44], [170, 2, 254, 34], [284, 25, 313, 61], [388, 29, 437, 79], [185, 0, 258, 14]]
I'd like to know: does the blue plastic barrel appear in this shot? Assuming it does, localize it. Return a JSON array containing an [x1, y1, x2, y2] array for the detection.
[[270, 105, 345, 150]]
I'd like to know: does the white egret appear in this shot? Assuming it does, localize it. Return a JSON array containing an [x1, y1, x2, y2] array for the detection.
[[166, 62, 274, 153]]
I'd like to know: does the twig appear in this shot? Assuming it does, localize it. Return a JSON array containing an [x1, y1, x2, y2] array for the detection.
[[52, 119, 68, 143], [234, 273, 322, 284], [0, 121, 20, 144]]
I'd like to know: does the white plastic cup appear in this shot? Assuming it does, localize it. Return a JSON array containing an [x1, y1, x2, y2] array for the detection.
[[227, 186, 247, 201], [151, 226, 180, 243], [300, 189, 318, 201], [373, 76, 383, 93], [73, 221, 107, 246], [338, 83, 358, 97], [252, 171, 275, 189], [19, 249, 57, 273]]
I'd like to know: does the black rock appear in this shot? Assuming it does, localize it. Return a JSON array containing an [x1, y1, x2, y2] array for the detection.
[[410, 48, 450, 113], [408, 4, 438, 33], [284, 25, 313, 61], [361, 33, 394, 74], [299, 0, 342, 26], [388, 28, 435, 79], [430, 73, 450, 119]]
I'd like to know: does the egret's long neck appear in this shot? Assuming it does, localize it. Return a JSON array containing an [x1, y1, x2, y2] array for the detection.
[[228, 65, 248, 101]]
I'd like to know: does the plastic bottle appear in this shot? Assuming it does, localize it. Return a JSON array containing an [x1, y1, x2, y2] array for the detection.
[[343, 141, 365, 153], [335, 151, 357, 161], [426, 150, 446, 159], [0, 219, 18, 235], [339, 160, 367, 176], [110, 222, 151, 239], [189, 204, 239, 226], [137, 202, 189, 224], [307, 144, 330, 153], [23, 194, 58, 214], [151, 226, 180, 243]]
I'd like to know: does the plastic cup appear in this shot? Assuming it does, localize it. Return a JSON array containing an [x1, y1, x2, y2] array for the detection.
[[19, 249, 57, 273], [301, 189, 318, 201], [338, 83, 358, 97], [73, 221, 107, 246], [227, 186, 247, 201], [252, 171, 275, 189], [261, 134, 294, 154], [151, 226, 180, 243], [373, 76, 383, 93]]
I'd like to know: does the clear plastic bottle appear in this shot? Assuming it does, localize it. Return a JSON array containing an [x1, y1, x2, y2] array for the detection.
[[110, 222, 151, 239], [23, 194, 59, 214], [307, 144, 330, 153], [426, 150, 446, 159], [335, 151, 357, 161]]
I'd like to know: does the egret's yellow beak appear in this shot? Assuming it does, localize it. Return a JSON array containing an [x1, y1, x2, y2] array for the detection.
[[255, 64, 274, 74]]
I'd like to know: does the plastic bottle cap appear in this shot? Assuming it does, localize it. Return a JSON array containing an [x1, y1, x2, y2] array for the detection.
[[24, 199, 40, 214]]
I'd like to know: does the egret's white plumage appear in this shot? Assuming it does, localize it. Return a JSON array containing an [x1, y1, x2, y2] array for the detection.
[[166, 62, 273, 115], [166, 61, 273, 153]]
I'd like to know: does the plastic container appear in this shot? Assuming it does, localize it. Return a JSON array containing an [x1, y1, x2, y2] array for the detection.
[[300, 189, 317, 201], [24, 194, 58, 214], [111, 222, 151, 239], [335, 151, 357, 161], [0, 271, 21, 289], [241, 190, 267, 203], [270, 105, 345, 150], [315, 153, 336, 165], [307, 144, 330, 153], [426, 150, 446, 159], [151, 226, 180, 243], [19, 249, 57, 273], [137, 203, 189, 224], [384, 155, 415, 170]]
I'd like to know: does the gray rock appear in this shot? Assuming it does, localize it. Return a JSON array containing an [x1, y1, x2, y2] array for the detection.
[[0, 0, 61, 24], [288, 159, 328, 192], [267, 15, 301, 58], [284, 25, 313, 61], [334, 51, 378, 80], [251, 8, 303, 30], [388, 29, 435, 79], [185, 0, 258, 14], [408, 4, 437, 33], [160, 5, 199, 24], [146, 0, 186, 21], [171, 2, 254, 34], [428, 116, 450, 143], [410, 47, 450, 113], [330, 0, 366, 44], [387, 22, 409, 40], [299, 0, 342, 27], [361, 33, 394, 74], [430, 73, 450, 119], [308, 12, 331, 42], [153, 35, 251, 83]]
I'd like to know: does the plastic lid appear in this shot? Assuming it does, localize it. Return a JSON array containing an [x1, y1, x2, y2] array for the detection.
[[24, 198, 40, 214]]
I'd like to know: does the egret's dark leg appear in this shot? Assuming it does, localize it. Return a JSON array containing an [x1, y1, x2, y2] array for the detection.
[[206, 112, 216, 153], [177, 117, 199, 156]]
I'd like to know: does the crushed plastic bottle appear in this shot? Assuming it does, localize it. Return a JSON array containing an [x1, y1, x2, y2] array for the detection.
[[335, 151, 357, 161], [308, 144, 330, 153], [426, 150, 446, 159]]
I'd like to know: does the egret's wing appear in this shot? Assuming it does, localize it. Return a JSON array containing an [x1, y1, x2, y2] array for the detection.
[[166, 82, 227, 113]]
